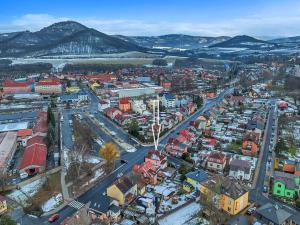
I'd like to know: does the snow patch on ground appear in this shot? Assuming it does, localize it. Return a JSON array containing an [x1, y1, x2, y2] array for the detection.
[[42, 193, 63, 212], [86, 156, 102, 164], [7, 178, 45, 206], [158, 202, 201, 225], [90, 169, 104, 183]]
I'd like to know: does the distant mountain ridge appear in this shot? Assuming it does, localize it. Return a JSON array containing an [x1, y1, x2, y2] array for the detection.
[[0, 21, 300, 58], [0, 21, 146, 57], [116, 34, 230, 50], [210, 35, 275, 49]]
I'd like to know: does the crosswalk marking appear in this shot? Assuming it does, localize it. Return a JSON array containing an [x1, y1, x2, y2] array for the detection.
[[68, 200, 85, 209]]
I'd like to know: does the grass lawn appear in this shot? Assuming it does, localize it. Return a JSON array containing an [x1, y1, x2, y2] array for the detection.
[[229, 142, 242, 153]]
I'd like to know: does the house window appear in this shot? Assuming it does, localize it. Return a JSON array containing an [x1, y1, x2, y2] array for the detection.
[[217, 165, 220, 168], [277, 184, 281, 188], [277, 190, 281, 194], [227, 207, 231, 212]]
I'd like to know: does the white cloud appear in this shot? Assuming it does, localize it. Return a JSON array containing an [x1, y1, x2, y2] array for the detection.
[[1, 10, 300, 37]]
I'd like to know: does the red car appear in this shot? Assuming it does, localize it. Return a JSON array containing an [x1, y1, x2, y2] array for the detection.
[[48, 214, 60, 223]]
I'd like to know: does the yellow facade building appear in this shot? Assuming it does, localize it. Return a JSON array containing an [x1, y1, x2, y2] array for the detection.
[[106, 176, 137, 206], [199, 175, 249, 215]]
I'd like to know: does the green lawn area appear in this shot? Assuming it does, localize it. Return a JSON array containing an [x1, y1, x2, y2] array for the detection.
[[288, 146, 297, 156], [229, 142, 242, 153]]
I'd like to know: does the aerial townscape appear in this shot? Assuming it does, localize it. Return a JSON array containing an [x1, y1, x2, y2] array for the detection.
[[0, 1, 300, 225]]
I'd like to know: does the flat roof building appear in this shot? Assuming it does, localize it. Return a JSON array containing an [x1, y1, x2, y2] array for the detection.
[[0, 132, 17, 174], [0, 122, 29, 133]]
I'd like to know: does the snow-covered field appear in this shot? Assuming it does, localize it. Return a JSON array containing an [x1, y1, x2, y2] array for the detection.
[[158, 202, 201, 225], [42, 193, 63, 212], [7, 178, 45, 206]]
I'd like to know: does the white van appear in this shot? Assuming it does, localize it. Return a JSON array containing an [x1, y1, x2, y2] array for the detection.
[[20, 172, 28, 179]]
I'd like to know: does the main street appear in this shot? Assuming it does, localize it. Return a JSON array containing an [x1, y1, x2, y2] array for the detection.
[[18, 88, 233, 225]]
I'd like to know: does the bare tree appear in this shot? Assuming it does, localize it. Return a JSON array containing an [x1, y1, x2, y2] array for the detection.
[[68, 143, 89, 178]]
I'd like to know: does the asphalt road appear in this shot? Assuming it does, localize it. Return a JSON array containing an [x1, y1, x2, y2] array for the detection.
[[249, 100, 300, 222], [18, 88, 233, 225]]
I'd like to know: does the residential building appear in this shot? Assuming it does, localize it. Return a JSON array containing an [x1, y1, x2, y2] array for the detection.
[[206, 151, 227, 172], [133, 161, 159, 185], [60, 206, 92, 225], [229, 159, 252, 181], [19, 136, 47, 175], [282, 160, 296, 174], [241, 141, 258, 156], [35, 78, 62, 94], [131, 100, 147, 115], [0, 132, 17, 174], [255, 203, 293, 225], [117, 87, 161, 98], [88, 196, 120, 223], [183, 169, 208, 192], [17, 129, 33, 147], [272, 171, 300, 199], [58, 91, 88, 103], [106, 176, 137, 205], [0, 195, 7, 215], [161, 93, 176, 108], [197, 115, 211, 130], [104, 108, 122, 121], [3, 80, 32, 94], [98, 100, 111, 112], [199, 176, 249, 215], [165, 138, 188, 157], [85, 73, 117, 83], [119, 97, 131, 112], [144, 150, 167, 169]]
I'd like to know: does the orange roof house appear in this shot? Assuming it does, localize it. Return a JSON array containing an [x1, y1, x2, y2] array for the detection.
[[119, 97, 131, 112], [242, 141, 258, 156], [17, 129, 33, 138], [283, 161, 296, 174]]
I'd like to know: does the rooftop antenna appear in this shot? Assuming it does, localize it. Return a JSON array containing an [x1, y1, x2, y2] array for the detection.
[[151, 95, 161, 151]]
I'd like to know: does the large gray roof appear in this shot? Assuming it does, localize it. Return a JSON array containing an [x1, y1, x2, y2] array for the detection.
[[256, 203, 292, 225]]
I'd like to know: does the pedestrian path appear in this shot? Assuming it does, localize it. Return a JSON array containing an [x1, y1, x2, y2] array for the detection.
[[68, 200, 85, 209]]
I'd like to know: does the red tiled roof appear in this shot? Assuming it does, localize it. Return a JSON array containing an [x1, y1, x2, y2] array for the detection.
[[19, 143, 47, 170], [278, 103, 288, 108], [36, 78, 61, 86], [3, 80, 30, 88], [119, 97, 131, 104], [27, 135, 46, 147], [33, 112, 48, 133], [207, 151, 226, 163], [17, 129, 33, 137]]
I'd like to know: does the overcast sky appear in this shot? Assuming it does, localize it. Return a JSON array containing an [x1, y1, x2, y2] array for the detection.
[[0, 0, 300, 38]]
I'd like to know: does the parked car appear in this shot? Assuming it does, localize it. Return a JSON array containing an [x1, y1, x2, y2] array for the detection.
[[263, 186, 268, 193], [20, 172, 28, 179], [48, 214, 60, 223], [247, 207, 256, 215]]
